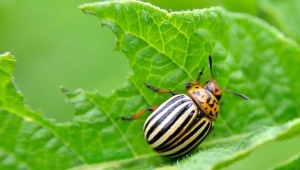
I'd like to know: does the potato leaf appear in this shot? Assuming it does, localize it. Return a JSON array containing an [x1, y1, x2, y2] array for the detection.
[[1, 0, 300, 169]]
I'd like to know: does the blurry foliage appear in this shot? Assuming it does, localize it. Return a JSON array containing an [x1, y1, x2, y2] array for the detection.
[[0, 0, 300, 169], [0, 0, 129, 121]]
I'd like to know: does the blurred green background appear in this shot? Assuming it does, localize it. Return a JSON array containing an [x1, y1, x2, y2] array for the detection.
[[0, 0, 299, 169], [0, 0, 130, 121]]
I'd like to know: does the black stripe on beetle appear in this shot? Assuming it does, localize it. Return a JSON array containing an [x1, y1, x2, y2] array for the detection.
[[145, 98, 191, 140], [148, 102, 194, 144], [171, 120, 213, 157], [159, 118, 214, 158], [153, 108, 199, 151], [143, 95, 186, 132]]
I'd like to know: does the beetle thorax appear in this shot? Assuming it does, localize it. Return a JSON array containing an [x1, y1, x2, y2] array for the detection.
[[187, 85, 219, 121]]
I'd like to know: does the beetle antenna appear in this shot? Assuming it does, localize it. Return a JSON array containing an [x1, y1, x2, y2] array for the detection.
[[208, 55, 214, 80], [224, 88, 249, 100]]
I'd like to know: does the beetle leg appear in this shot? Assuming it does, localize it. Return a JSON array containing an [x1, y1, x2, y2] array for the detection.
[[186, 68, 204, 90], [117, 106, 158, 120], [185, 81, 198, 89], [196, 68, 205, 83], [144, 82, 177, 96]]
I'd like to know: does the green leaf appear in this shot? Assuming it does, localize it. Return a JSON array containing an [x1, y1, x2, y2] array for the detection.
[[259, 0, 300, 43], [170, 119, 300, 170], [1, 0, 300, 169], [271, 153, 300, 170]]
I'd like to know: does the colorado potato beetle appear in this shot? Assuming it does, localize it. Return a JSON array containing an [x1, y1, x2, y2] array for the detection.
[[118, 55, 248, 158]]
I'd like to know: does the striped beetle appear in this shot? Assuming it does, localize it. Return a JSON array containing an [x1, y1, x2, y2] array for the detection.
[[118, 55, 248, 158]]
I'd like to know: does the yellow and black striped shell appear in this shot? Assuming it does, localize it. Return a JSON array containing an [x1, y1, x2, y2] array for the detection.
[[143, 94, 214, 158]]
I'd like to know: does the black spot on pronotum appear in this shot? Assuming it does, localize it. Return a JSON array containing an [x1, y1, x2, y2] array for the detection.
[[205, 91, 212, 103], [209, 101, 215, 107], [216, 94, 222, 101], [210, 111, 213, 116], [216, 111, 219, 118], [214, 108, 216, 111], [193, 91, 200, 96]]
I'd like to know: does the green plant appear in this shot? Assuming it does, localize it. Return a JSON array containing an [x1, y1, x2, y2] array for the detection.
[[1, 0, 300, 169]]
